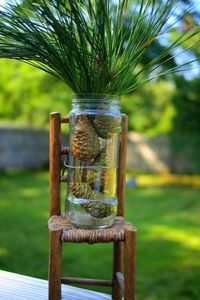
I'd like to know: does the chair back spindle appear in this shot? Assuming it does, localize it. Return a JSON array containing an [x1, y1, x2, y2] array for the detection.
[[117, 114, 128, 217], [49, 112, 61, 217]]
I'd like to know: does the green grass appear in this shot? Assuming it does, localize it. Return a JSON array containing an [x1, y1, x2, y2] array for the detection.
[[0, 170, 200, 299]]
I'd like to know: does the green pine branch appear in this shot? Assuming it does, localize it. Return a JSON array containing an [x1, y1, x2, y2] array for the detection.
[[0, 0, 199, 95]]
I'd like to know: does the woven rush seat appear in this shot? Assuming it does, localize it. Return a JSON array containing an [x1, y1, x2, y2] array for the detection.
[[48, 215, 135, 244]]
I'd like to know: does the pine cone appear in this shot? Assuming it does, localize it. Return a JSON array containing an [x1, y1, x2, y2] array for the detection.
[[87, 165, 116, 195], [87, 150, 107, 189], [70, 182, 115, 218], [72, 116, 100, 161], [93, 115, 121, 139], [83, 200, 115, 218], [87, 142, 116, 195], [101, 168, 116, 195], [70, 182, 97, 200]]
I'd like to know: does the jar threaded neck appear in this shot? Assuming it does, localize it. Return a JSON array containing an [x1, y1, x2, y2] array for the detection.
[[72, 94, 121, 114]]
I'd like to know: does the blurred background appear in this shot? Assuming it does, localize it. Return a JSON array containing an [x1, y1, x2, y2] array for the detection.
[[0, 0, 200, 299]]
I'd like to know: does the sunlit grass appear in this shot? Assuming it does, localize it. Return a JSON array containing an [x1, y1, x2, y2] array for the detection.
[[128, 172, 200, 187], [0, 248, 8, 257], [148, 226, 200, 250], [0, 170, 200, 299]]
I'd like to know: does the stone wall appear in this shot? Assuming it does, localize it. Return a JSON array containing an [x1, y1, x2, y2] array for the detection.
[[0, 128, 199, 173], [0, 128, 49, 169], [127, 133, 170, 173], [127, 132, 200, 174]]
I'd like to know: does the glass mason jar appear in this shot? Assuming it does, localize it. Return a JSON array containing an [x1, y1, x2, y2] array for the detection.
[[65, 94, 122, 228]]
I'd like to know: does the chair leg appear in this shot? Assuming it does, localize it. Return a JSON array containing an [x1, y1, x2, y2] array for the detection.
[[48, 230, 62, 300], [112, 241, 123, 300], [124, 226, 136, 300]]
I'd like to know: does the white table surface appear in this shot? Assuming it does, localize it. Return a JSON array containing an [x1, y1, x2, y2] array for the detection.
[[0, 270, 111, 300]]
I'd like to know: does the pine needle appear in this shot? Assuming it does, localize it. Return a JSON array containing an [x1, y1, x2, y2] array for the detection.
[[0, 0, 199, 95]]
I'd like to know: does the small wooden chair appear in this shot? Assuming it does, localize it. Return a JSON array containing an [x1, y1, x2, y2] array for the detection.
[[48, 112, 137, 300]]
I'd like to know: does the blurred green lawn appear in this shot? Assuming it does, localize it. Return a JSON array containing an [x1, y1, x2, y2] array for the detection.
[[0, 170, 200, 300]]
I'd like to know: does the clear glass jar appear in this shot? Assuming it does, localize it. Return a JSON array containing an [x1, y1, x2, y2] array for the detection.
[[65, 94, 122, 228]]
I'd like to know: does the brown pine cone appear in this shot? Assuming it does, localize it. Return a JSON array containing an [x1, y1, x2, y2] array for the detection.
[[93, 115, 121, 139], [100, 168, 116, 195], [70, 182, 115, 218], [72, 116, 100, 161], [70, 182, 97, 200], [82, 200, 115, 218], [87, 142, 116, 195], [87, 150, 107, 189]]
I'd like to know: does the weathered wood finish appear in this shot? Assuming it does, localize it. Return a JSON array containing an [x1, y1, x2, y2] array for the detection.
[[112, 242, 123, 300], [61, 146, 69, 155], [61, 115, 70, 123], [49, 112, 61, 217], [117, 114, 128, 217], [48, 230, 62, 300], [60, 175, 68, 182], [124, 226, 137, 300], [112, 114, 128, 300]]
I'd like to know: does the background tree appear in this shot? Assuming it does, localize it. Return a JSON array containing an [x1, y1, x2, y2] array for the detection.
[[0, 0, 199, 132]]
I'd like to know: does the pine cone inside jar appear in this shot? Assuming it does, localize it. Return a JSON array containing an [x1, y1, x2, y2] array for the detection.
[[72, 115, 100, 161], [101, 137, 117, 195], [70, 182, 115, 218], [87, 168, 116, 196], [70, 182, 97, 200], [87, 155, 116, 196], [87, 150, 107, 189], [87, 138, 116, 195], [101, 168, 116, 195], [83, 200, 115, 219], [93, 115, 121, 139]]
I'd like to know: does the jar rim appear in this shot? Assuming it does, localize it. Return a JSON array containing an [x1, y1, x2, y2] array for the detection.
[[73, 93, 121, 101]]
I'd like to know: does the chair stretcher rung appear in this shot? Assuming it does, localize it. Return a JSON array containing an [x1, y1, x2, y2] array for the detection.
[[61, 116, 69, 123], [61, 175, 68, 182], [116, 272, 124, 293], [61, 277, 113, 287], [61, 146, 69, 155]]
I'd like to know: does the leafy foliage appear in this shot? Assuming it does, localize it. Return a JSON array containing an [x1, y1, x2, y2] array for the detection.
[[0, 58, 174, 131], [123, 80, 175, 134], [0, 59, 72, 127], [0, 0, 199, 95], [172, 76, 200, 133]]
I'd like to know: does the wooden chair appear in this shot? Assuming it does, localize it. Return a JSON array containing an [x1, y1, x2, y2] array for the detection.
[[48, 112, 137, 300]]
